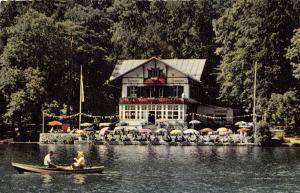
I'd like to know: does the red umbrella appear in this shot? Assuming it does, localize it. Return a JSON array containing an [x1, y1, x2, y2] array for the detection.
[[48, 120, 62, 126], [138, 128, 152, 134], [237, 128, 250, 132]]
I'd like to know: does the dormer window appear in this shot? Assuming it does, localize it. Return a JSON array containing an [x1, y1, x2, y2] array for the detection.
[[145, 67, 166, 84], [148, 68, 164, 78]]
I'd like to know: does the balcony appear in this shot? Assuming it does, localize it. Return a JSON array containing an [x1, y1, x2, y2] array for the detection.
[[144, 77, 166, 84], [119, 97, 185, 104]]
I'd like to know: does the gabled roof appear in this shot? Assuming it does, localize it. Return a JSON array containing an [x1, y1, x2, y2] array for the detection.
[[109, 57, 206, 82]]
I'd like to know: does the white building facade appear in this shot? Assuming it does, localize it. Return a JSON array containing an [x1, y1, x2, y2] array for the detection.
[[109, 57, 205, 125]]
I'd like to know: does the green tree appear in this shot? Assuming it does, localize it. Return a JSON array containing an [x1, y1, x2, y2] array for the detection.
[[214, 0, 296, 112], [62, 3, 114, 115], [110, 0, 222, 59], [265, 91, 300, 128], [0, 9, 66, 124], [286, 28, 300, 80], [0, 67, 46, 126]]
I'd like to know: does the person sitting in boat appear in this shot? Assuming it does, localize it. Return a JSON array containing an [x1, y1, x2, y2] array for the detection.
[[44, 151, 56, 168], [72, 151, 85, 169]]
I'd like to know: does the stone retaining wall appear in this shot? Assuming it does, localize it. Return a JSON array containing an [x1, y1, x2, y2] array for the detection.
[[39, 133, 258, 146], [39, 133, 78, 144]]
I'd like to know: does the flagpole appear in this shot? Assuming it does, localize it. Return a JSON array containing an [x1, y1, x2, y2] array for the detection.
[[79, 65, 82, 130], [253, 61, 257, 143]]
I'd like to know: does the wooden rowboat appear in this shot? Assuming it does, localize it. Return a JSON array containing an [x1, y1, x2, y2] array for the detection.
[[0, 138, 13, 144], [12, 162, 104, 174]]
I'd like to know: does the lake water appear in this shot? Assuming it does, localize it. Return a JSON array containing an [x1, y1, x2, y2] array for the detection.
[[0, 144, 300, 193]]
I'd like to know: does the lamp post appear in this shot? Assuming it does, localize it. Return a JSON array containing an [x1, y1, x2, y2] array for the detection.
[[42, 111, 45, 133]]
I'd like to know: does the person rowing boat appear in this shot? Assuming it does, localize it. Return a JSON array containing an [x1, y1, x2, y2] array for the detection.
[[43, 151, 56, 168], [43, 150, 85, 171]]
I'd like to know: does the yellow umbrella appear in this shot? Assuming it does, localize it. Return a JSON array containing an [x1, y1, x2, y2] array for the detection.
[[80, 122, 93, 127], [170, 129, 183, 136], [155, 128, 167, 133], [99, 122, 112, 127], [75, 129, 84, 134]]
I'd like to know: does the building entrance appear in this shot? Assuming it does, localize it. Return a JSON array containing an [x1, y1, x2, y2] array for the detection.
[[148, 111, 155, 124]]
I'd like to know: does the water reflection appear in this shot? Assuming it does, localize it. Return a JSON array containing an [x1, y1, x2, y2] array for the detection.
[[4, 144, 300, 193], [147, 145, 158, 159], [73, 174, 86, 185], [42, 174, 52, 184]]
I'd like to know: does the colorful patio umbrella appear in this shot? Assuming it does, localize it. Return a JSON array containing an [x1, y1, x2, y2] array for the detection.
[[99, 127, 110, 135], [237, 128, 250, 132], [80, 122, 93, 127], [75, 129, 84, 134], [48, 120, 62, 126], [114, 126, 124, 131], [116, 122, 128, 126], [217, 127, 228, 133], [200, 128, 213, 133], [189, 120, 201, 124], [183, 129, 199, 135], [99, 122, 112, 127], [170, 129, 183, 135], [139, 128, 152, 134], [124, 126, 138, 132], [189, 120, 201, 129], [235, 121, 253, 128], [84, 127, 95, 132], [234, 121, 247, 126], [155, 128, 167, 134]]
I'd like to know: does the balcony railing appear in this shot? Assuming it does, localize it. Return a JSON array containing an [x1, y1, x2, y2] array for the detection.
[[144, 77, 166, 84], [119, 97, 185, 104]]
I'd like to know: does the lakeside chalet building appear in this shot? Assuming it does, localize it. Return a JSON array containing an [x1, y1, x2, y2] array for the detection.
[[109, 57, 238, 126]]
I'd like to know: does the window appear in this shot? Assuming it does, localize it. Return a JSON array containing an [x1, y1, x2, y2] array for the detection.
[[142, 111, 147, 119], [127, 86, 137, 97], [148, 68, 165, 78], [173, 86, 184, 97], [156, 111, 162, 119], [173, 111, 178, 119], [158, 87, 164, 97], [124, 105, 136, 119], [168, 111, 172, 119], [125, 111, 130, 119], [146, 87, 155, 97], [130, 111, 135, 119]]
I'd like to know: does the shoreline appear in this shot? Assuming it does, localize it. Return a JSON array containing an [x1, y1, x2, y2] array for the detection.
[[4, 141, 300, 147]]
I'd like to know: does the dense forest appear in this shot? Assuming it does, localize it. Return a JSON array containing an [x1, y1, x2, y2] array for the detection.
[[0, 0, 299, 131]]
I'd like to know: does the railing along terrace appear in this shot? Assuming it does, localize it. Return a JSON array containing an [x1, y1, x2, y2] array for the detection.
[[119, 97, 185, 104]]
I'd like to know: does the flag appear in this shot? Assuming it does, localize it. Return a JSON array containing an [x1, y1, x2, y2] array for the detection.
[[80, 65, 84, 103]]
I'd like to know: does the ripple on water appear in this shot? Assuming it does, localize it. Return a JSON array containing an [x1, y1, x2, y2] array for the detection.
[[1, 145, 300, 193]]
